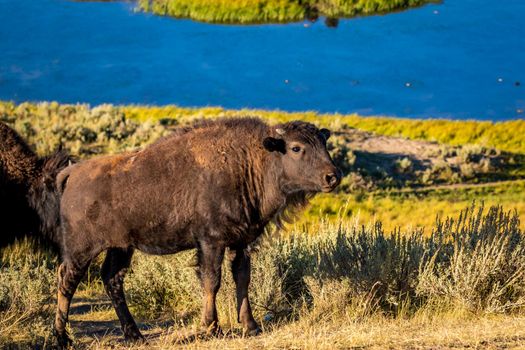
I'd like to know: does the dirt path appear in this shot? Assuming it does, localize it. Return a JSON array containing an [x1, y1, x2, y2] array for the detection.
[[331, 128, 525, 190]]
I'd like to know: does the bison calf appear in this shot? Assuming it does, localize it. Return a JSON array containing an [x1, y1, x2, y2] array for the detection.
[[54, 118, 341, 346]]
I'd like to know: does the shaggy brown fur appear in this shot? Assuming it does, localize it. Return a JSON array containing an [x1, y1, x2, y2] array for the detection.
[[53, 117, 341, 347], [0, 122, 70, 250]]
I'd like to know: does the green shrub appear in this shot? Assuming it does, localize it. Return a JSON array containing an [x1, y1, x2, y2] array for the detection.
[[418, 205, 525, 313], [123, 204, 525, 329], [0, 102, 170, 157], [126, 251, 201, 320]]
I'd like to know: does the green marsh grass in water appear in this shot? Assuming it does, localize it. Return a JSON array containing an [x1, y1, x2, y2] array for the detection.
[[137, 0, 436, 24]]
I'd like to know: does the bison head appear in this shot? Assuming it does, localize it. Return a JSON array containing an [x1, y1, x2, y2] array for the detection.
[[263, 121, 341, 194]]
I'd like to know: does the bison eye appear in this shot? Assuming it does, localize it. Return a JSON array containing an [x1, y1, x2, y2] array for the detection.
[[292, 146, 302, 153]]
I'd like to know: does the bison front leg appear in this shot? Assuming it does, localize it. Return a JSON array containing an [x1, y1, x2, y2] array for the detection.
[[54, 257, 92, 348], [231, 247, 260, 336], [197, 241, 225, 335]]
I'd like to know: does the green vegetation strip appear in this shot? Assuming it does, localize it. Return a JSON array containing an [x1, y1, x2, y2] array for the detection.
[[2, 101, 525, 230], [3, 101, 523, 154], [120, 104, 525, 154], [137, 0, 436, 24], [306, 180, 525, 231]]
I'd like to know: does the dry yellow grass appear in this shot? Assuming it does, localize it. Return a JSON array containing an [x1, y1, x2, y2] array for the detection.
[[78, 304, 525, 349]]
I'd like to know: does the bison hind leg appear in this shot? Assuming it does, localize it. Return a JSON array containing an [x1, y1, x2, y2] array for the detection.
[[230, 247, 261, 337], [197, 241, 225, 336], [101, 247, 143, 342]]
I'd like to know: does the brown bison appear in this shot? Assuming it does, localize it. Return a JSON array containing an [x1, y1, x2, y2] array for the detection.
[[0, 121, 69, 250], [53, 118, 341, 346]]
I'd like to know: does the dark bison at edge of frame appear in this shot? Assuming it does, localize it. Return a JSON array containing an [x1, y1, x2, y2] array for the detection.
[[0, 121, 70, 252]]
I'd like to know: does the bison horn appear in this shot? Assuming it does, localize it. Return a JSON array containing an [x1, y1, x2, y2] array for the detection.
[[275, 128, 286, 135]]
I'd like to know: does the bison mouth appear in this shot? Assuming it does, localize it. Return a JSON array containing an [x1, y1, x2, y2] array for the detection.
[[321, 185, 338, 193]]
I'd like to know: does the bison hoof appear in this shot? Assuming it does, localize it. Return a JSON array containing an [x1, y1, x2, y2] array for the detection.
[[243, 325, 262, 337], [54, 331, 73, 349], [202, 322, 223, 337], [124, 329, 145, 343]]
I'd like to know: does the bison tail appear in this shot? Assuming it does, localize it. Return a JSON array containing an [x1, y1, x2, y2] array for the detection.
[[27, 149, 72, 251]]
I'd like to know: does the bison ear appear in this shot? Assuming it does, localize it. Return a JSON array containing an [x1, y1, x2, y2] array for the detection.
[[319, 128, 331, 142], [263, 137, 286, 153]]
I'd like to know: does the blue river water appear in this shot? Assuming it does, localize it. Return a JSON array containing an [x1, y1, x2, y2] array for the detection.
[[0, 0, 523, 120]]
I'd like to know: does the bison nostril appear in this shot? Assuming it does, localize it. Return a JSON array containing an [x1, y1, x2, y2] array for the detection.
[[325, 173, 338, 187]]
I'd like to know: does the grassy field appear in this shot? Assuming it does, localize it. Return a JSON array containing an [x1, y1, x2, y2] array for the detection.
[[307, 180, 525, 231], [137, 0, 437, 24], [2, 101, 525, 348], [2, 205, 525, 348]]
